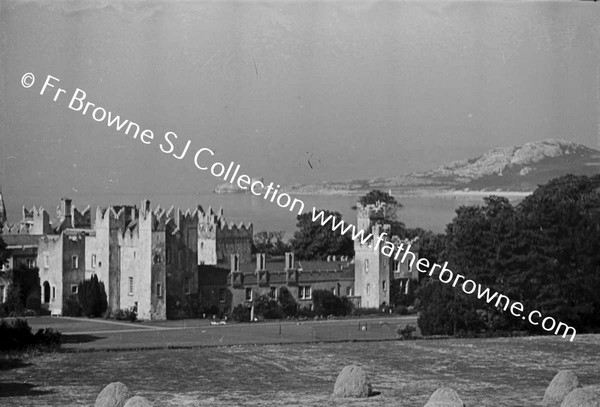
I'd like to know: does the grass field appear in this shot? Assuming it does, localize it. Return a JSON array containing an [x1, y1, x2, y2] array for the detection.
[[2, 332, 600, 406]]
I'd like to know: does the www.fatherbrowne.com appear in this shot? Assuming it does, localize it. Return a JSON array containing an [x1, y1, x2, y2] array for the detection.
[[311, 208, 577, 342]]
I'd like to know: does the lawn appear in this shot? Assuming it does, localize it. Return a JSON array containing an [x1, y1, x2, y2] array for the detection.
[[1, 334, 599, 406]]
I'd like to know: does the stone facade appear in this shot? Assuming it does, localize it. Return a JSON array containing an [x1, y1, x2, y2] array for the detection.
[[0, 196, 253, 320]]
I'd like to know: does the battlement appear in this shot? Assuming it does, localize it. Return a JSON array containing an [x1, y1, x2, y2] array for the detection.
[[356, 201, 387, 218]]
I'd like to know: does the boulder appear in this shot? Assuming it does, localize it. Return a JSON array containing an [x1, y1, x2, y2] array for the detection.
[[424, 387, 465, 407], [332, 365, 373, 398], [560, 387, 600, 407], [95, 382, 131, 407], [123, 396, 153, 407], [543, 370, 580, 406]]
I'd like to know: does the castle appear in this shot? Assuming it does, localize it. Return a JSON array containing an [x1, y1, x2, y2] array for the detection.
[[0, 194, 419, 319], [0, 196, 252, 319]]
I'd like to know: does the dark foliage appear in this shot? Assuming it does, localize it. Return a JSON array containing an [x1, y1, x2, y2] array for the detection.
[[231, 304, 251, 322], [311, 290, 352, 317], [419, 174, 600, 337], [112, 308, 137, 322], [277, 286, 298, 317], [252, 231, 292, 256], [0, 319, 61, 352], [62, 294, 82, 317], [290, 210, 354, 260], [77, 275, 108, 317]]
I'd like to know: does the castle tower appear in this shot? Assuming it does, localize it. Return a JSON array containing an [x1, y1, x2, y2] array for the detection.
[[353, 202, 392, 309]]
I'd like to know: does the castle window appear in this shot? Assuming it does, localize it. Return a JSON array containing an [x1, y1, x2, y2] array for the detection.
[[364, 259, 369, 273], [269, 287, 277, 299], [299, 286, 311, 300], [91, 254, 97, 268], [133, 251, 136, 259], [366, 284, 371, 295], [200, 242, 204, 250], [178, 250, 183, 267], [245, 287, 253, 302], [26, 258, 36, 269], [165, 248, 171, 265], [331, 287, 336, 296], [184, 277, 191, 294], [44, 254, 49, 268], [71, 255, 78, 269], [154, 254, 161, 265], [156, 283, 162, 298], [0, 285, 5, 303], [219, 288, 226, 303], [52, 286, 56, 300], [71, 285, 78, 294], [382, 280, 387, 291], [346, 286, 353, 296], [128, 277, 134, 295]]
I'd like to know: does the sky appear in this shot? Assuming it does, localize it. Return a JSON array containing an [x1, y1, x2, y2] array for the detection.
[[1, 0, 599, 221]]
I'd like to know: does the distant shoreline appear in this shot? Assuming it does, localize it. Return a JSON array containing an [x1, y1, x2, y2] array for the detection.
[[270, 187, 534, 199]]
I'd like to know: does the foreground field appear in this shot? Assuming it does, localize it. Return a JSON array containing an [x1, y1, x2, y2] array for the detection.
[[1, 334, 600, 406]]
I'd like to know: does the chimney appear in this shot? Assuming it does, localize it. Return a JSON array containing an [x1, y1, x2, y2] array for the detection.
[[60, 197, 72, 228], [284, 252, 294, 270], [231, 253, 240, 272], [256, 253, 266, 271]]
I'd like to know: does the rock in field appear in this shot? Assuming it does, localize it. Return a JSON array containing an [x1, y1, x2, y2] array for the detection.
[[333, 365, 373, 398], [543, 370, 580, 406], [560, 387, 600, 407], [95, 382, 131, 407], [424, 387, 465, 407], [123, 396, 153, 407]]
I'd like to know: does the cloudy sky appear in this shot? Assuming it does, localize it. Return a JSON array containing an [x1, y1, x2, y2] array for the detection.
[[1, 0, 599, 218]]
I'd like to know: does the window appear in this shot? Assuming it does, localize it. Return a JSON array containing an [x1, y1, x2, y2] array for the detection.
[[26, 258, 36, 269], [219, 288, 226, 303], [365, 259, 369, 273], [346, 286, 353, 296], [245, 287, 253, 302], [366, 284, 370, 295], [331, 287, 336, 296], [0, 285, 5, 303], [184, 277, 191, 294], [71, 285, 78, 294], [299, 286, 312, 300], [52, 286, 56, 300], [71, 255, 78, 269], [382, 280, 387, 291], [128, 277, 134, 295], [154, 254, 161, 265], [156, 283, 162, 297], [91, 254, 97, 268], [178, 250, 182, 267], [165, 247, 171, 265], [269, 286, 277, 299], [44, 254, 49, 268]]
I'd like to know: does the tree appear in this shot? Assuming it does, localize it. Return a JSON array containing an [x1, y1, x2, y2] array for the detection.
[[312, 289, 351, 316], [0, 237, 8, 269], [252, 231, 291, 256], [277, 286, 298, 317], [290, 210, 353, 260], [356, 190, 407, 236], [77, 275, 108, 317]]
